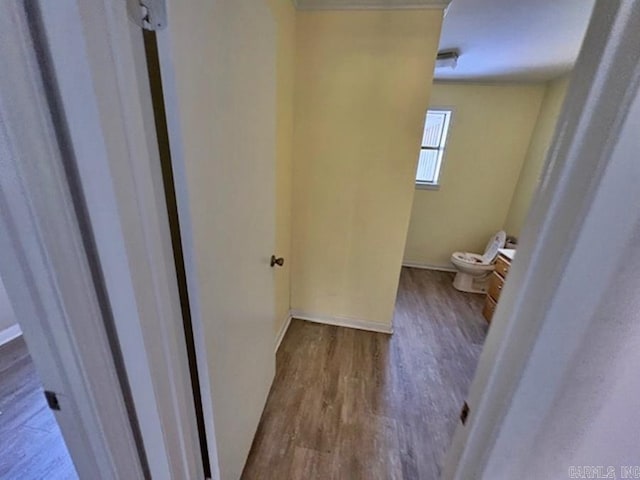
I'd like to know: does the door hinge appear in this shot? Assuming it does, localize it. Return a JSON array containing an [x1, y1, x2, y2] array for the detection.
[[44, 390, 61, 411], [129, 0, 167, 31]]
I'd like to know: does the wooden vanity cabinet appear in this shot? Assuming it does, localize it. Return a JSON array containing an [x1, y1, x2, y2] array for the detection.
[[483, 253, 511, 323]]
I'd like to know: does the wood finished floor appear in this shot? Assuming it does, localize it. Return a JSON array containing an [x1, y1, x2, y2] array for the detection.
[[242, 268, 488, 480], [0, 336, 77, 480]]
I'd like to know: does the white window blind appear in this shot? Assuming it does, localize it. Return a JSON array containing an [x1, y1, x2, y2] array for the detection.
[[415, 109, 451, 187]]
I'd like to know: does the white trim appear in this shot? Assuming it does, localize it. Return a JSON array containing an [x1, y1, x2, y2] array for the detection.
[[0, 2, 145, 476], [402, 262, 456, 272], [0, 324, 22, 347], [295, 5, 448, 10], [415, 182, 440, 190], [293, 1, 448, 10], [33, 0, 207, 478], [290, 310, 393, 334], [274, 314, 293, 353]]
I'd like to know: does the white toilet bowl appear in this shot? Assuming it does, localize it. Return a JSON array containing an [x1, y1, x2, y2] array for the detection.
[[450, 231, 506, 293]]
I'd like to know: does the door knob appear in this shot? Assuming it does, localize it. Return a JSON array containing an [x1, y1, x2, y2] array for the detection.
[[270, 255, 284, 267]]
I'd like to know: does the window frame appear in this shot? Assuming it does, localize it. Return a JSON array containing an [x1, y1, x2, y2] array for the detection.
[[415, 107, 453, 190]]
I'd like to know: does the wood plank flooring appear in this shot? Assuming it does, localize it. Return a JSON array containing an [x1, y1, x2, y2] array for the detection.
[[242, 268, 488, 480], [0, 336, 77, 480]]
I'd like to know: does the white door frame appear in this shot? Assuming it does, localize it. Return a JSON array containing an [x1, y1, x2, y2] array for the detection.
[[37, 0, 215, 478], [443, 1, 640, 477], [0, 0, 211, 478], [0, 1, 145, 478]]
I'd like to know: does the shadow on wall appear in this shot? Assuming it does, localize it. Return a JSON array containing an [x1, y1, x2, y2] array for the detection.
[[0, 278, 19, 344]]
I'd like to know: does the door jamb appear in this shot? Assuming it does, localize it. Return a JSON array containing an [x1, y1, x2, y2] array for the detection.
[[152, 16, 224, 479], [0, 1, 145, 478], [37, 0, 215, 477]]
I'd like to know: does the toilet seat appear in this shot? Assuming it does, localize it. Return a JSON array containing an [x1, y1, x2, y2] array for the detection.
[[450, 231, 507, 293], [452, 252, 488, 265], [481, 231, 507, 264], [451, 252, 495, 271], [452, 231, 506, 267]]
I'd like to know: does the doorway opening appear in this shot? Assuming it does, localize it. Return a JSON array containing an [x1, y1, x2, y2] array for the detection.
[[0, 282, 76, 478], [392, 0, 597, 472]]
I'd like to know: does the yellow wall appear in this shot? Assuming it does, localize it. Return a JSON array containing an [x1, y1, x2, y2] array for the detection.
[[266, 0, 296, 336], [504, 76, 570, 236], [403, 82, 545, 268], [291, 10, 443, 328]]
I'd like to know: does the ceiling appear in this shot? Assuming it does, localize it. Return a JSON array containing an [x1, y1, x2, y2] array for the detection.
[[436, 0, 595, 82]]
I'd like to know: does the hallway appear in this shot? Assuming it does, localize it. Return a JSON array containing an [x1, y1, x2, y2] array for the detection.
[[242, 268, 488, 479]]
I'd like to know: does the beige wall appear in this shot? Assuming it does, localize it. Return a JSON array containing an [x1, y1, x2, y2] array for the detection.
[[266, 0, 296, 336], [291, 10, 443, 328], [403, 82, 545, 268], [504, 76, 570, 236]]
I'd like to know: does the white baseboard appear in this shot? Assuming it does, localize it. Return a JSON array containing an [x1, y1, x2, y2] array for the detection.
[[290, 310, 393, 335], [402, 261, 456, 273], [0, 324, 22, 347], [274, 314, 292, 353]]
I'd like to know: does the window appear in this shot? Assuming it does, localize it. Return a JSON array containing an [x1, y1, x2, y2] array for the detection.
[[415, 109, 452, 188]]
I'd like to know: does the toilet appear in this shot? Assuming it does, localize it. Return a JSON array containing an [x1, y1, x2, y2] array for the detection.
[[450, 231, 506, 293]]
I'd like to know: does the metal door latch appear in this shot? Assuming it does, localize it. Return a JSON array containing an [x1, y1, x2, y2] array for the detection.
[[460, 401, 470, 425], [44, 390, 61, 411], [129, 0, 167, 31]]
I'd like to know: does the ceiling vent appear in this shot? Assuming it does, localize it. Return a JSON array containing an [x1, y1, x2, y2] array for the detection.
[[436, 50, 459, 69]]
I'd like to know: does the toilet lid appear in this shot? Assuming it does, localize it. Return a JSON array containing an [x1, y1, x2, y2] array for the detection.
[[481, 231, 507, 264]]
